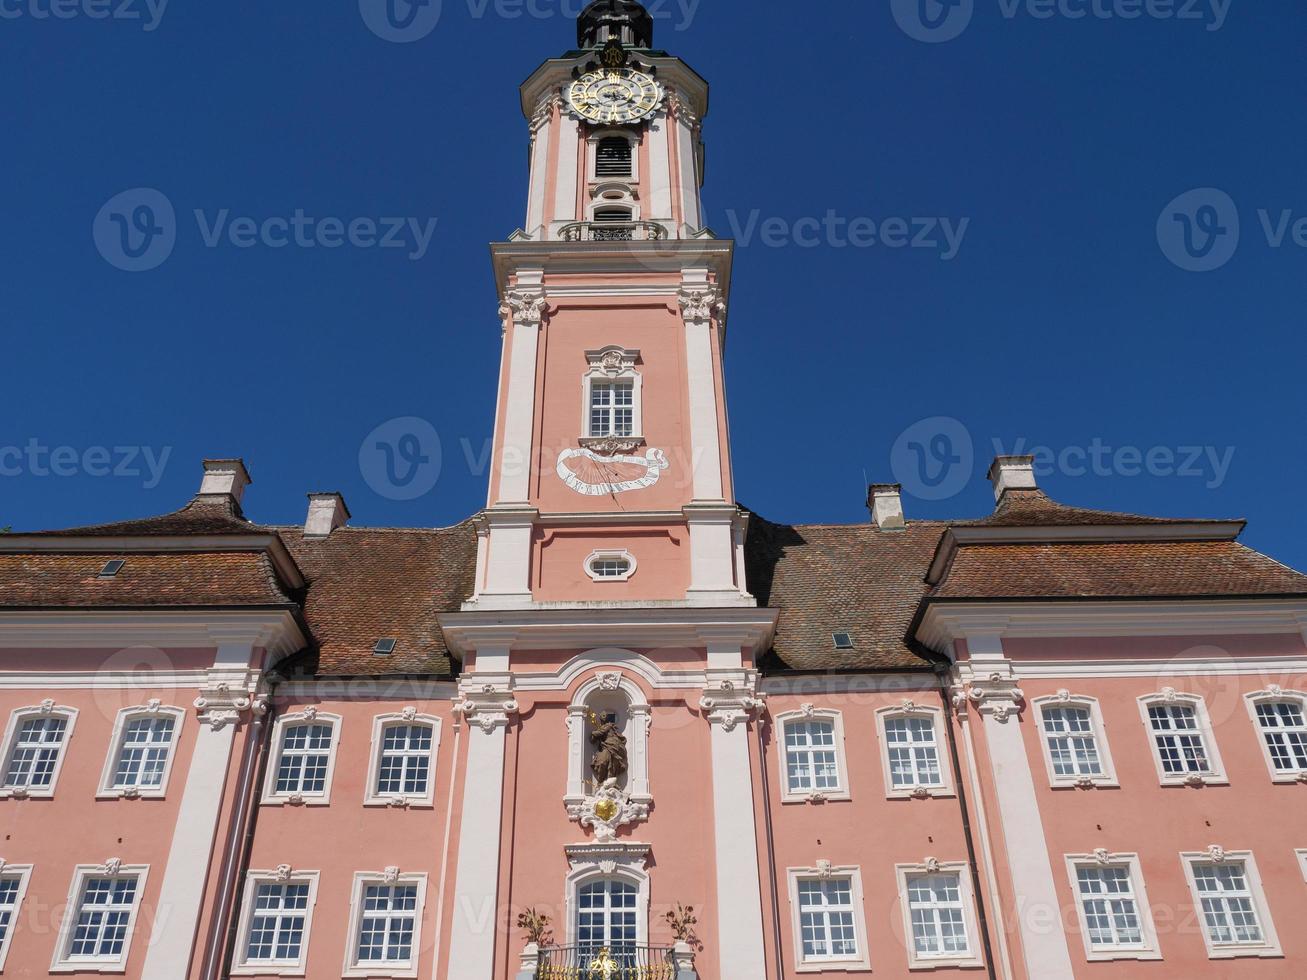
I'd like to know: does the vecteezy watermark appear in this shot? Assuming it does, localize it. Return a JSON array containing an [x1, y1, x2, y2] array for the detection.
[[93, 188, 177, 273], [359, 0, 700, 42], [993, 437, 1236, 489], [723, 210, 970, 261], [94, 189, 438, 271], [891, 417, 976, 500], [359, 417, 443, 501], [0, 0, 169, 31], [892, 0, 1229, 43], [0, 441, 172, 489], [1158, 187, 1307, 273]]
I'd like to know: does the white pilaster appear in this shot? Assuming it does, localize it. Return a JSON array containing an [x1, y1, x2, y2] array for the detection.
[[678, 275, 725, 502], [959, 634, 1075, 980], [552, 112, 580, 227], [699, 670, 767, 980], [141, 652, 263, 979], [670, 94, 701, 230], [647, 113, 673, 222], [684, 504, 747, 604], [447, 674, 518, 980], [525, 98, 556, 237], [495, 281, 546, 506]]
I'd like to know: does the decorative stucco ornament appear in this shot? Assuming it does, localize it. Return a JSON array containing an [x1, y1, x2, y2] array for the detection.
[[568, 777, 649, 843]]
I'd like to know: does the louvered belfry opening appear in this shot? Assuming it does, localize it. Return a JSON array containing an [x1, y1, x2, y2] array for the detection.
[[596, 136, 633, 178]]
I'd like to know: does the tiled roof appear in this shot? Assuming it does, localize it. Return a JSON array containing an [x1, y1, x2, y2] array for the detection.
[[0, 552, 293, 608], [931, 540, 1307, 599], [974, 488, 1232, 528], [24, 496, 263, 537], [276, 523, 477, 677], [744, 514, 942, 672]]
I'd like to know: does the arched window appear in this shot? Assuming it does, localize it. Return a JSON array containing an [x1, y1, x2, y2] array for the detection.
[[0, 702, 78, 798], [595, 137, 633, 178], [577, 879, 639, 957], [1245, 688, 1307, 781], [775, 707, 851, 803], [1031, 693, 1117, 789], [98, 703, 185, 798], [262, 709, 341, 805], [1136, 690, 1226, 786], [365, 710, 440, 807]]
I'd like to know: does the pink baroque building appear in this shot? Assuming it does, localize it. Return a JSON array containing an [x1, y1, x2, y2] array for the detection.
[[2, 3, 1307, 978]]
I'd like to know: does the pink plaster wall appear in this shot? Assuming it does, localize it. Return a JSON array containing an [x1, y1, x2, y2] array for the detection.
[[532, 524, 689, 602]]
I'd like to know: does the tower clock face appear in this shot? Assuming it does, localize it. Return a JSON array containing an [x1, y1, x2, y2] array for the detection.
[[566, 68, 664, 125]]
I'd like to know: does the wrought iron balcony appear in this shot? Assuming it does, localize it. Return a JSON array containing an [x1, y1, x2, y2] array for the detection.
[[558, 220, 668, 243], [532, 943, 678, 979]]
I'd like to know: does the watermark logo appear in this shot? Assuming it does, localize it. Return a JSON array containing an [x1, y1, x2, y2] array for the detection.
[[891, 416, 975, 500], [0, 0, 169, 31], [0, 441, 171, 489], [93, 188, 176, 273], [723, 210, 970, 261], [359, 417, 443, 500], [93, 191, 439, 271], [1157, 187, 1240, 272], [891, 0, 974, 43], [358, 0, 442, 42], [994, 437, 1236, 489]]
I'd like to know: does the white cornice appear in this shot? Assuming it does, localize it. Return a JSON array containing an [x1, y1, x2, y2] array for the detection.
[[490, 239, 732, 301], [438, 607, 777, 657], [917, 599, 1307, 656], [0, 610, 306, 656], [0, 533, 306, 590]]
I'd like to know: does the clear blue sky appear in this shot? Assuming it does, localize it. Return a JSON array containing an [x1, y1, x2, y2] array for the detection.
[[2, 1, 1304, 572]]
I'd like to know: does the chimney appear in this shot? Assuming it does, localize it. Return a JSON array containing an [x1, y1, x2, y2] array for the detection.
[[867, 483, 906, 530], [987, 455, 1037, 502], [305, 492, 350, 538], [198, 458, 251, 505]]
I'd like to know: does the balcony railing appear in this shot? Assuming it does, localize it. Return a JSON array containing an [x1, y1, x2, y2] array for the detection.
[[535, 943, 676, 979], [558, 220, 668, 243]]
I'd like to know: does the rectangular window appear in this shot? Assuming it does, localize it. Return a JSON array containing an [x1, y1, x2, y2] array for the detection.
[[1181, 852, 1280, 959], [376, 724, 432, 797], [1043, 706, 1103, 778], [784, 720, 840, 796], [245, 882, 311, 965], [111, 715, 176, 789], [1148, 704, 1212, 774], [1255, 701, 1307, 772], [589, 382, 634, 437], [1076, 866, 1143, 948], [4, 715, 69, 791], [53, 867, 150, 971], [275, 724, 331, 794], [885, 715, 943, 789], [0, 866, 30, 970], [796, 878, 858, 962], [344, 872, 427, 977], [906, 872, 971, 960]]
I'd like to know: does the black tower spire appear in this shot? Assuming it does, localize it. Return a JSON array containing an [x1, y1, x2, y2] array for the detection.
[[576, 0, 654, 50]]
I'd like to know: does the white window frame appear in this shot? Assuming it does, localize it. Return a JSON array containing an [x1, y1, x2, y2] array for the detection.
[[232, 868, 321, 976], [776, 707, 851, 804], [1032, 693, 1118, 789], [895, 860, 985, 971], [1296, 848, 1307, 884], [564, 863, 650, 948], [1244, 688, 1307, 782], [1063, 852, 1160, 961], [1180, 850, 1281, 959], [96, 703, 185, 799], [580, 347, 643, 442], [1137, 691, 1227, 786], [874, 703, 954, 800], [261, 709, 341, 806], [584, 549, 638, 583], [785, 865, 871, 973], [363, 711, 440, 808], [342, 870, 428, 978], [0, 702, 78, 799], [50, 862, 150, 973], [588, 129, 640, 183], [0, 862, 33, 971]]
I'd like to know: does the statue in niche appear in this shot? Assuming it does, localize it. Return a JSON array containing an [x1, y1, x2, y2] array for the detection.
[[588, 711, 628, 787]]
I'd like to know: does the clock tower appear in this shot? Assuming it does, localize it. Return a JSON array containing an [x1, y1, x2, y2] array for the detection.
[[469, 0, 749, 611]]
